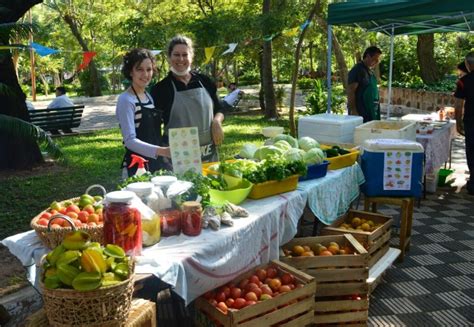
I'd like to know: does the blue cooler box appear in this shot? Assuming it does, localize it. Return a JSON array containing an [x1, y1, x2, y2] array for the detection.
[[361, 139, 424, 197]]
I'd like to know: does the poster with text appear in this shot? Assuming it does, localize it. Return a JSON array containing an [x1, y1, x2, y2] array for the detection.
[[383, 151, 413, 191], [169, 127, 202, 174]]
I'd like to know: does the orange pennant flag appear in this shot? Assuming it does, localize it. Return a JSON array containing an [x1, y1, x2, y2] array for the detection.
[[77, 51, 97, 71]]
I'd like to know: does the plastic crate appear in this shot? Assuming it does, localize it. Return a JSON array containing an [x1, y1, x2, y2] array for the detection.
[[298, 114, 363, 144], [299, 161, 329, 181], [320, 145, 360, 170], [248, 175, 299, 199], [354, 120, 416, 145]]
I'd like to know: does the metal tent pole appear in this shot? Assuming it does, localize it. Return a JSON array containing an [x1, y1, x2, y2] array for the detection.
[[327, 24, 332, 114], [387, 26, 395, 119]]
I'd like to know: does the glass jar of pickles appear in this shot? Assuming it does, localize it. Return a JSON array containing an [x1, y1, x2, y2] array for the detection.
[[160, 209, 182, 236], [126, 182, 161, 247], [104, 191, 142, 256], [181, 201, 202, 236]]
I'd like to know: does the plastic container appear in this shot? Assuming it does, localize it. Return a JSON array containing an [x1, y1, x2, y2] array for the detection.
[[360, 139, 424, 197], [151, 176, 177, 196], [248, 175, 299, 199], [181, 201, 202, 236], [298, 114, 363, 144], [160, 209, 182, 236], [103, 191, 142, 256], [299, 161, 329, 181], [354, 120, 416, 145], [209, 179, 253, 205], [126, 182, 161, 246], [320, 145, 360, 170]]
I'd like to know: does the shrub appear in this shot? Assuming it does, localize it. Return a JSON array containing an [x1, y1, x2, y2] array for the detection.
[[304, 79, 345, 115], [297, 77, 315, 90]]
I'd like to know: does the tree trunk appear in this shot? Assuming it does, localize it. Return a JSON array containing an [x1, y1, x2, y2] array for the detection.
[[289, 0, 321, 137], [63, 13, 101, 96], [314, 16, 348, 91], [417, 34, 440, 84], [258, 50, 266, 113], [261, 0, 277, 119], [0, 0, 44, 170]]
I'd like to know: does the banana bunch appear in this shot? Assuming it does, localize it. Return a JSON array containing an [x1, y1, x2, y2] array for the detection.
[[43, 231, 131, 291]]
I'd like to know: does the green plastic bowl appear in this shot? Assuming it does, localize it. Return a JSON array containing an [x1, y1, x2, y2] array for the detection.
[[209, 179, 253, 205]]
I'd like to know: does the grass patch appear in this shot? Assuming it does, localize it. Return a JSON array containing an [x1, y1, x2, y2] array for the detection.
[[0, 115, 288, 240]]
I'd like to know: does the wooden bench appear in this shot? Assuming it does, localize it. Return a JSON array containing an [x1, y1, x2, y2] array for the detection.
[[29, 105, 85, 134]]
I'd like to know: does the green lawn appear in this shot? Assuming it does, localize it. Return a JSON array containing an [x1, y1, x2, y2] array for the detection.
[[0, 114, 288, 240]]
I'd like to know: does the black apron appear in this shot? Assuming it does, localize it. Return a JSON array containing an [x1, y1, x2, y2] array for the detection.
[[122, 87, 162, 177]]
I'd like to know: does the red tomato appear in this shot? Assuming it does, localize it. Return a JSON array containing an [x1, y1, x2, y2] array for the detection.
[[281, 273, 295, 285], [66, 204, 80, 214], [73, 220, 83, 227], [40, 212, 52, 219], [260, 285, 273, 296], [245, 291, 258, 302], [269, 278, 282, 291], [66, 212, 78, 220], [255, 268, 267, 282], [279, 285, 291, 293], [58, 208, 67, 215], [233, 298, 246, 310], [248, 285, 262, 298], [238, 278, 249, 290], [37, 218, 49, 226], [88, 213, 100, 223], [83, 204, 95, 215], [230, 287, 242, 299], [288, 283, 295, 290], [244, 282, 259, 293], [264, 277, 273, 285], [208, 299, 217, 307], [77, 211, 89, 223], [49, 209, 58, 216], [249, 275, 260, 285], [216, 302, 228, 314], [266, 266, 278, 278], [351, 294, 362, 301], [215, 291, 226, 303], [219, 286, 231, 298], [225, 298, 235, 309]]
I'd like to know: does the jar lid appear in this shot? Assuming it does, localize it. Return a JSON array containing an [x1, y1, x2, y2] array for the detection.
[[151, 176, 177, 186], [126, 182, 154, 195], [105, 190, 135, 203], [182, 201, 202, 210]]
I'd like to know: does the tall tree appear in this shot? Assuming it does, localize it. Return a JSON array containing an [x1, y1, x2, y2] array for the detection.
[[0, 0, 44, 170], [261, 0, 277, 119], [417, 33, 440, 84]]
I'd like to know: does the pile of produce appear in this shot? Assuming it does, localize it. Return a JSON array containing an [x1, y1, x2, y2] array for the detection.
[[323, 145, 351, 158], [336, 216, 383, 232], [282, 240, 356, 257], [42, 231, 131, 291], [201, 264, 305, 314], [36, 193, 104, 228]]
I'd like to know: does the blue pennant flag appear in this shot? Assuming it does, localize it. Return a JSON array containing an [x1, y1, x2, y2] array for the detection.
[[30, 42, 59, 57], [300, 20, 310, 31]]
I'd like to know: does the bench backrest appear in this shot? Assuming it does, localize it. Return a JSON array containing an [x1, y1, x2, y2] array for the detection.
[[29, 105, 85, 131]]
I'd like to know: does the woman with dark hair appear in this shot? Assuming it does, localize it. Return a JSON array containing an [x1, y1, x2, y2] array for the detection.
[[150, 35, 224, 167], [116, 48, 170, 177]]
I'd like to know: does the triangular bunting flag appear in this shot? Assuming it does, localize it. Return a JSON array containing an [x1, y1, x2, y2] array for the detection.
[[30, 42, 59, 57], [300, 20, 311, 31], [222, 43, 238, 55], [77, 51, 96, 71], [151, 50, 162, 56], [204, 47, 215, 64]]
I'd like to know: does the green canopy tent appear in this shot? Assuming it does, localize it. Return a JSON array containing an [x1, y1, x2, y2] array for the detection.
[[326, 0, 474, 116]]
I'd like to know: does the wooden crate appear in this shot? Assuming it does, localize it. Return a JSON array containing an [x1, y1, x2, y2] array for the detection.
[[313, 294, 369, 326], [25, 298, 156, 327], [280, 234, 369, 297], [194, 260, 316, 327], [321, 210, 393, 268]]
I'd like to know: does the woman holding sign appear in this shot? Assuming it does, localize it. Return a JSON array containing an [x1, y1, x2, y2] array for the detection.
[[151, 35, 224, 167]]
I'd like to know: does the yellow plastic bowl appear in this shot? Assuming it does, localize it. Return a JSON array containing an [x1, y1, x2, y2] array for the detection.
[[209, 179, 253, 205]]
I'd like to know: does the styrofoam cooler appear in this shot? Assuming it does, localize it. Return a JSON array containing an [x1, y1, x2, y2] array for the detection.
[[354, 120, 416, 145], [361, 139, 424, 197], [298, 114, 363, 143]]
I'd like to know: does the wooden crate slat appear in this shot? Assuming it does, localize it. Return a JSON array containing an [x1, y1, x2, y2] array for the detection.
[[368, 229, 391, 255], [314, 298, 369, 312], [279, 311, 314, 327], [280, 254, 367, 269], [306, 267, 368, 282], [368, 243, 390, 267], [313, 310, 368, 325], [316, 281, 368, 297]]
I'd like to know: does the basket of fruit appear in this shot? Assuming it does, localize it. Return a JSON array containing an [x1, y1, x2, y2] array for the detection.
[[40, 231, 134, 327], [31, 185, 106, 249]]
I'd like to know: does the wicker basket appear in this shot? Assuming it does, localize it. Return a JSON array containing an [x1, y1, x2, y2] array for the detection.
[[41, 274, 135, 327], [31, 202, 104, 249]]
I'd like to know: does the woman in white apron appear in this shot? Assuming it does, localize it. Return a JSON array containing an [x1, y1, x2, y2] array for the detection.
[[151, 35, 224, 170]]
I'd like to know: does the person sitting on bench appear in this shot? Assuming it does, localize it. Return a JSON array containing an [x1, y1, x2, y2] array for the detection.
[[220, 82, 244, 112], [47, 86, 75, 134]]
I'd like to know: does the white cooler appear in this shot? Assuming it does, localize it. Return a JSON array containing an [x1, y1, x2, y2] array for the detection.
[[298, 114, 363, 143], [354, 120, 416, 145]]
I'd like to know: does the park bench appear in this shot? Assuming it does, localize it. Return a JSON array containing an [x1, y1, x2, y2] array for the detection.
[[29, 105, 85, 134]]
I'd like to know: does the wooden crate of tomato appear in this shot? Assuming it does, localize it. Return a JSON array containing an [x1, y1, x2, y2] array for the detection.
[[320, 209, 393, 268], [280, 234, 369, 325], [194, 260, 316, 327]]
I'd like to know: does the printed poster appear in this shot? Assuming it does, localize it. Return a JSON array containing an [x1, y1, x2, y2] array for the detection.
[[383, 151, 413, 191], [169, 127, 202, 175]]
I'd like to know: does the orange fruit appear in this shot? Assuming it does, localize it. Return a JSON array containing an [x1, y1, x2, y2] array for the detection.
[[293, 245, 305, 256], [327, 245, 339, 255], [302, 251, 315, 256], [351, 217, 361, 228], [317, 246, 328, 255], [319, 250, 333, 256], [303, 245, 312, 252], [361, 223, 371, 231]]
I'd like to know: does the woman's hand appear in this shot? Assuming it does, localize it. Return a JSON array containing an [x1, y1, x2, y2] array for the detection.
[[157, 146, 171, 158], [212, 120, 224, 145]]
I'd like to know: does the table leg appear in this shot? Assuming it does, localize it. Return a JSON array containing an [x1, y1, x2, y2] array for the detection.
[[398, 199, 409, 262], [405, 198, 414, 251]]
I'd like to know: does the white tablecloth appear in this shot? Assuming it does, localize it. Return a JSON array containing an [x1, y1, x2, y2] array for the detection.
[[1, 164, 364, 305]]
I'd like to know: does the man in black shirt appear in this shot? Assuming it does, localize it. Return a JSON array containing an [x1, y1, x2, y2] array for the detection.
[[347, 46, 382, 122], [454, 51, 474, 195]]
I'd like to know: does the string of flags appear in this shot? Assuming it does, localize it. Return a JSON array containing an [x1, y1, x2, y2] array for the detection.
[[0, 19, 311, 70]]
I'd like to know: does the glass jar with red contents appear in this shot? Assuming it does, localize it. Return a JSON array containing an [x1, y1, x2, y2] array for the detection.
[[181, 201, 202, 236], [104, 191, 142, 256], [160, 209, 182, 236]]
